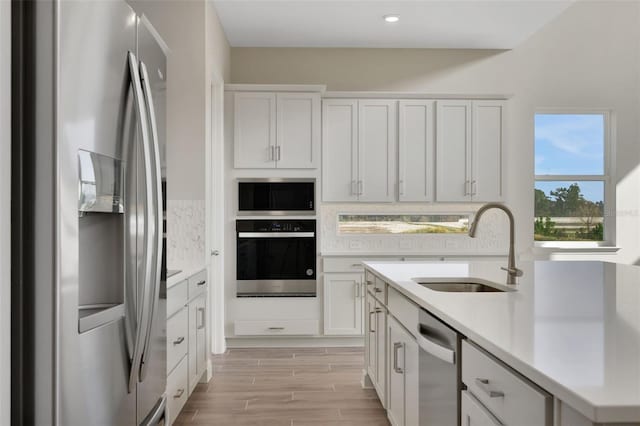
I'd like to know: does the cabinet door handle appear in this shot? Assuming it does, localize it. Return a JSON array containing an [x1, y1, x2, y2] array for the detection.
[[368, 311, 375, 333], [358, 180, 363, 196], [276, 145, 281, 161], [197, 307, 206, 330], [360, 282, 365, 299], [475, 378, 505, 398], [197, 280, 206, 286], [399, 179, 404, 196], [393, 342, 404, 374], [173, 388, 185, 399], [269, 146, 274, 161], [172, 336, 185, 345], [354, 282, 360, 298], [471, 180, 477, 196]]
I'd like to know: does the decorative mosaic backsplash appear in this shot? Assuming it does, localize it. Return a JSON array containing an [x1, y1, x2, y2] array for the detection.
[[320, 203, 509, 255], [167, 199, 206, 269]]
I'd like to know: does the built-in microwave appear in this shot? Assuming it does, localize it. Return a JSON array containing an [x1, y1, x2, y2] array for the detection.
[[238, 178, 315, 215]]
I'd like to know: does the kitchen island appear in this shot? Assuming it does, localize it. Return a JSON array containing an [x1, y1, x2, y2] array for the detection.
[[363, 260, 640, 425]]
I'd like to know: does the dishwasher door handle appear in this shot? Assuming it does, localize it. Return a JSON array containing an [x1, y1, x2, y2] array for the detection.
[[417, 327, 455, 364]]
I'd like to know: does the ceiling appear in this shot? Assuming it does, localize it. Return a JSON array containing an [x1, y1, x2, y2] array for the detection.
[[213, 0, 575, 49]]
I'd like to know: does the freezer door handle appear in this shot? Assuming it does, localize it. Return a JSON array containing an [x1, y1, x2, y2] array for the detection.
[[126, 51, 155, 394], [139, 59, 164, 382]]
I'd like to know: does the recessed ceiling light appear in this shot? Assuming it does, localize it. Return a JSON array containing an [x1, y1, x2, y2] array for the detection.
[[384, 15, 399, 23]]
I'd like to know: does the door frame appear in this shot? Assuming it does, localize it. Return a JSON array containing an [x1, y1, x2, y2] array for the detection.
[[205, 72, 226, 355], [1, 0, 11, 422]]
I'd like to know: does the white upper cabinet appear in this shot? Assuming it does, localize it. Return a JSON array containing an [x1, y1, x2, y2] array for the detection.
[[234, 92, 276, 169], [358, 100, 396, 202], [398, 100, 435, 202], [276, 93, 320, 169], [472, 101, 504, 202], [322, 99, 396, 202], [233, 91, 320, 169], [436, 100, 504, 202], [322, 99, 358, 202]]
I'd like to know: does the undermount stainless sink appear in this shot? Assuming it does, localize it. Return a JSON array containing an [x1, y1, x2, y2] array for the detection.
[[415, 280, 510, 293]]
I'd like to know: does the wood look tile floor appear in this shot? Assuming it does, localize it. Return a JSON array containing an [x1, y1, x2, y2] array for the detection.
[[175, 347, 390, 426]]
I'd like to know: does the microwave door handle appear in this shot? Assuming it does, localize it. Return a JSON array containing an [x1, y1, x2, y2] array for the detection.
[[126, 51, 154, 394], [237, 232, 315, 238], [138, 60, 164, 382], [416, 326, 456, 364]]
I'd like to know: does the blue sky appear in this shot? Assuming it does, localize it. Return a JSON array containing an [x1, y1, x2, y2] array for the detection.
[[535, 114, 604, 202]]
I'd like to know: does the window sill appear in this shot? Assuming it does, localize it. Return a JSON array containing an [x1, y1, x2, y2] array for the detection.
[[533, 242, 620, 254]]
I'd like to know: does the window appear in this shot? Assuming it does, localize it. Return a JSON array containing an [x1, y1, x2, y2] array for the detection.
[[534, 112, 612, 243], [338, 214, 470, 235]]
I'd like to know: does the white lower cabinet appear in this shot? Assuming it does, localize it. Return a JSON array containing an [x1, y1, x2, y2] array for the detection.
[[323, 273, 364, 335], [365, 288, 387, 406], [461, 390, 502, 426], [166, 269, 210, 425], [188, 293, 207, 393], [462, 340, 552, 426], [387, 315, 419, 426]]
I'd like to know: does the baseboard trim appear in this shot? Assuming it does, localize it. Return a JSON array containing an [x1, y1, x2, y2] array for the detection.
[[226, 336, 364, 348]]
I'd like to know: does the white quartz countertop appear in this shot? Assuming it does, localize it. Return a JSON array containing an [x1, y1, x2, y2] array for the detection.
[[166, 264, 207, 288], [363, 260, 640, 423]]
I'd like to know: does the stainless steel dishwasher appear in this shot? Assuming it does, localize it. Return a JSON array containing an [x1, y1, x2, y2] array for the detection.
[[418, 308, 462, 426]]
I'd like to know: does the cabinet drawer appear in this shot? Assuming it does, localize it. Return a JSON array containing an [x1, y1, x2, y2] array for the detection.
[[167, 354, 189, 425], [188, 269, 207, 298], [234, 319, 319, 336], [167, 280, 188, 318], [461, 390, 502, 426], [167, 307, 189, 373], [364, 270, 387, 303], [462, 340, 552, 426], [387, 286, 419, 338]]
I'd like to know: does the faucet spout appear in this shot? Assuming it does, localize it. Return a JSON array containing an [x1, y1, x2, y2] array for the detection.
[[468, 203, 522, 285]]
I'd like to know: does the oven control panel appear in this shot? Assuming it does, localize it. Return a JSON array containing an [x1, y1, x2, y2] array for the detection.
[[236, 219, 316, 233]]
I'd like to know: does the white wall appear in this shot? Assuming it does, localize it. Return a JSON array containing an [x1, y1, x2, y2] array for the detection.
[[230, 1, 640, 264], [1, 0, 10, 423]]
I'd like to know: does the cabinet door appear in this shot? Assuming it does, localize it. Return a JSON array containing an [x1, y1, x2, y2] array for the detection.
[[387, 316, 406, 426], [436, 100, 472, 202], [188, 299, 198, 391], [472, 101, 504, 202], [398, 100, 435, 202], [365, 291, 377, 383], [276, 93, 320, 169], [233, 92, 276, 168], [375, 301, 387, 406], [461, 391, 502, 426], [358, 100, 397, 202], [195, 295, 207, 378], [322, 99, 358, 201], [323, 273, 363, 335]]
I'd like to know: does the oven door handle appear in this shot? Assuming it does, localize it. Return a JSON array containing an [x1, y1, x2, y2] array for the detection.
[[237, 232, 315, 238]]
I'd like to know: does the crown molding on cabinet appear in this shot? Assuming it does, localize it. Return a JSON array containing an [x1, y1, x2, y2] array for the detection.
[[225, 84, 327, 93], [323, 91, 513, 100]]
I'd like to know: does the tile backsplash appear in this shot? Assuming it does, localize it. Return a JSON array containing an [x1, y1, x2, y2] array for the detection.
[[167, 199, 206, 269], [320, 203, 509, 255]]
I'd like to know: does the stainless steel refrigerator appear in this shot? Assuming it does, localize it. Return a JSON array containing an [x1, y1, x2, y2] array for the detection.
[[11, 1, 168, 424]]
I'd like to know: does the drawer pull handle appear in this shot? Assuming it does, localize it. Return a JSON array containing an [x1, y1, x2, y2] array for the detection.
[[196, 280, 206, 286], [268, 327, 285, 330], [374, 288, 382, 293], [173, 388, 185, 399], [173, 336, 185, 345], [351, 263, 361, 267], [393, 342, 404, 374], [366, 280, 374, 286], [375, 308, 382, 313], [197, 307, 206, 330], [475, 378, 505, 398]]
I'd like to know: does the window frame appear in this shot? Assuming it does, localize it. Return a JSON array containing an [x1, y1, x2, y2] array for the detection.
[[533, 108, 615, 248], [336, 212, 472, 236]]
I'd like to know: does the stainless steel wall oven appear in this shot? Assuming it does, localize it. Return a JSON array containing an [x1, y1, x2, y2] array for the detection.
[[236, 219, 316, 297]]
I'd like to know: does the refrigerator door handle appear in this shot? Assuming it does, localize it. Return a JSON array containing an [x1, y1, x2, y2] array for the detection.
[[127, 51, 155, 394], [138, 59, 164, 382]]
